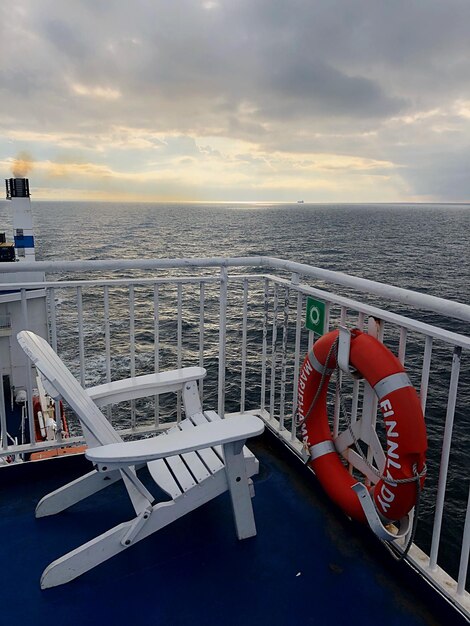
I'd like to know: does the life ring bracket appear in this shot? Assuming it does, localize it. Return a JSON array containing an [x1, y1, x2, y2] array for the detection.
[[352, 483, 410, 540]]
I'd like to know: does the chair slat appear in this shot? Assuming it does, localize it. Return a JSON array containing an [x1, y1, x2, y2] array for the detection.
[[146, 459, 182, 499], [178, 420, 211, 483]]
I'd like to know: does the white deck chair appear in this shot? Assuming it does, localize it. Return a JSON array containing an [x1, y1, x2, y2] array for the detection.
[[17, 330, 264, 589]]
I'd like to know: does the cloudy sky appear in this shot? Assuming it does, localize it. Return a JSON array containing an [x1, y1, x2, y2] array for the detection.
[[1, 0, 470, 202]]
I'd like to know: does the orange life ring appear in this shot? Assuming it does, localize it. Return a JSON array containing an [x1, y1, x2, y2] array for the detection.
[[297, 329, 427, 523], [33, 397, 69, 442]]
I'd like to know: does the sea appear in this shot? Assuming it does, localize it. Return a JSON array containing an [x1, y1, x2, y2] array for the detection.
[[1, 200, 469, 586]]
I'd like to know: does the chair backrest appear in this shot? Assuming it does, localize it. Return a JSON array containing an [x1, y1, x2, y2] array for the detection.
[[17, 331, 122, 448]]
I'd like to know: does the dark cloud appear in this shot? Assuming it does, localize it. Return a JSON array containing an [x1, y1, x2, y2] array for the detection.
[[43, 19, 89, 59], [1, 0, 470, 200]]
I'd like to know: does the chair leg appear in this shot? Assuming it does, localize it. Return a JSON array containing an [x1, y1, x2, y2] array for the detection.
[[40, 473, 231, 588], [223, 441, 257, 540], [36, 469, 123, 518]]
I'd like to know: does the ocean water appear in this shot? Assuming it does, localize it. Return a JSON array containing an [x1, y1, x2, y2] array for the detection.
[[30, 201, 469, 303], [2, 200, 469, 585]]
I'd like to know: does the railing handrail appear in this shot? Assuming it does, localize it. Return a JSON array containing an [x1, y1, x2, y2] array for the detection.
[[1, 255, 469, 322]]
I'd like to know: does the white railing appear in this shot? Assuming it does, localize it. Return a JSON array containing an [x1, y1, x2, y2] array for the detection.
[[0, 256, 469, 617], [0, 313, 11, 330]]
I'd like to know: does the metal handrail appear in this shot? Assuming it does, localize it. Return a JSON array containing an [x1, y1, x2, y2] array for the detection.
[[1, 255, 469, 321]]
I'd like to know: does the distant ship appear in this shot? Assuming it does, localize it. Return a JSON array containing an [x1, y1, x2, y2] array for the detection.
[[297, 200, 304, 203]]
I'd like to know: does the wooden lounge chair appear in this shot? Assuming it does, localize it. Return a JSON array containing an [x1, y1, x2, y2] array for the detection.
[[17, 330, 264, 589]]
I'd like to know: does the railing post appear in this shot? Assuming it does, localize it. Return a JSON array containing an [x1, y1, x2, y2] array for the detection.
[[218, 266, 228, 417], [77, 286, 85, 387], [457, 485, 470, 596], [429, 346, 461, 570], [0, 377, 7, 450], [269, 283, 279, 421], [129, 284, 136, 427], [176, 283, 183, 422], [291, 273, 302, 441], [279, 286, 290, 430], [48, 288, 63, 442], [260, 278, 269, 412], [153, 283, 160, 427], [21, 289, 35, 447], [199, 281, 205, 405], [240, 278, 248, 414], [103, 285, 112, 423]]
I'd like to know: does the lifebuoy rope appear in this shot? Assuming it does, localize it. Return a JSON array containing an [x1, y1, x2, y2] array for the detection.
[[295, 337, 338, 429]]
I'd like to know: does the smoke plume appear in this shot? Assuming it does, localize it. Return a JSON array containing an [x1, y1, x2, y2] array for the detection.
[[12, 151, 34, 177]]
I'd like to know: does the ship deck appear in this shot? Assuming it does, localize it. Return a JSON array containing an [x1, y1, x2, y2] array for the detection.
[[0, 432, 460, 626]]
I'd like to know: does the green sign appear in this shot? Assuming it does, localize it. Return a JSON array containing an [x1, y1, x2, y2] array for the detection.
[[305, 297, 326, 335]]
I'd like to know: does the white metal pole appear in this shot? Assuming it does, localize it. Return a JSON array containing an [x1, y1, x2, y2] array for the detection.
[[269, 284, 279, 421], [153, 284, 160, 427], [260, 278, 269, 412], [457, 485, 470, 595], [240, 279, 248, 414], [177, 283, 183, 422], [218, 266, 228, 417], [291, 275, 302, 442], [429, 346, 461, 570], [77, 286, 85, 387], [199, 282, 205, 405], [21, 289, 35, 446], [129, 284, 136, 427]]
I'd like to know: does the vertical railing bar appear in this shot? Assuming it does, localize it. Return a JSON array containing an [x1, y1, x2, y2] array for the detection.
[[279, 286, 290, 430], [218, 267, 228, 418], [419, 336, 433, 414], [377, 319, 385, 342], [269, 283, 279, 421], [350, 311, 364, 424], [398, 326, 407, 364], [357, 311, 365, 331], [153, 284, 160, 428], [77, 286, 85, 387], [363, 317, 382, 481], [429, 346, 461, 570], [260, 278, 269, 412], [199, 282, 205, 405], [49, 287, 63, 442], [177, 284, 183, 366], [240, 279, 248, 413], [291, 275, 302, 441], [457, 485, 470, 595], [21, 289, 35, 446], [333, 306, 347, 439], [129, 284, 136, 428], [0, 374, 8, 450], [350, 377, 361, 424], [324, 302, 331, 332], [103, 285, 112, 423], [49, 287, 58, 351], [348, 309, 364, 473], [104, 286, 111, 383], [176, 284, 183, 423]]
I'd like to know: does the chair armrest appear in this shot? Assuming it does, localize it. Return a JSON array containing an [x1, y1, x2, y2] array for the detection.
[[86, 367, 206, 407], [86, 415, 264, 469]]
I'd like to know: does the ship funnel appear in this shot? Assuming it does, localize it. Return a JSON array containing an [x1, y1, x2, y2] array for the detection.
[[4, 177, 35, 262], [6, 177, 30, 199]]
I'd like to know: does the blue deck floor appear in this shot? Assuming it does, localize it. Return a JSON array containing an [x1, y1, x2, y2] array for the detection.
[[0, 435, 457, 626]]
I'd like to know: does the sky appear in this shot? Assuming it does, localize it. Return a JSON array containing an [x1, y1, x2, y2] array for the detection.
[[1, 0, 470, 203]]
